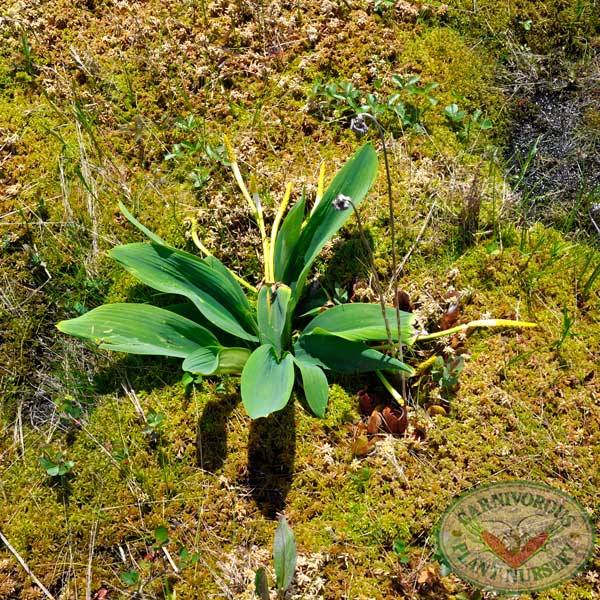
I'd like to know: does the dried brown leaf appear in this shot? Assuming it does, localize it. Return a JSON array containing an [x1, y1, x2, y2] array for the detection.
[[381, 406, 408, 434]]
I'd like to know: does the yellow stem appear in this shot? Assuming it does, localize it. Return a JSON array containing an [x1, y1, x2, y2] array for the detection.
[[190, 219, 257, 293], [269, 181, 293, 281], [413, 319, 538, 344], [376, 370, 405, 407], [190, 219, 213, 257], [310, 161, 326, 217], [223, 134, 256, 216], [224, 134, 271, 281]]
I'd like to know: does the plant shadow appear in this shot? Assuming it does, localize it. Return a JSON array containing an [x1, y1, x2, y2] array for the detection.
[[196, 391, 240, 472], [247, 402, 296, 519]]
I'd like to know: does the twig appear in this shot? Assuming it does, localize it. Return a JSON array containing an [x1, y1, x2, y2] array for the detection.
[[389, 200, 437, 288], [121, 378, 146, 421], [0, 530, 56, 600], [162, 546, 181, 574], [86, 519, 98, 600]]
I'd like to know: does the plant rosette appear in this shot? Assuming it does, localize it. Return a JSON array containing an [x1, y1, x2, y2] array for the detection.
[[58, 141, 536, 420]]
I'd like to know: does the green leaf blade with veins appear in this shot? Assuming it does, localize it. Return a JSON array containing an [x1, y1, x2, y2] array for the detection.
[[293, 358, 329, 417], [57, 303, 219, 357], [280, 143, 378, 300], [303, 303, 415, 343], [295, 329, 415, 375], [274, 515, 297, 593], [214, 347, 252, 374], [182, 346, 251, 375], [110, 243, 258, 342], [273, 195, 306, 282], [241, 345, 295, 419], [180, 346, 220, 374], [257, 284, 292, 357]]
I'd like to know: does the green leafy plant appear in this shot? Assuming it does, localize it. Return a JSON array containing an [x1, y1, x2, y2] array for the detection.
[[390, 74, 439, 132], [58, 143, 416, 419], [58, 140, 536, 420], [120, 569, 139, 587], [392, 539, 412, 565], [255, 515, 297, 599], [164, 113, 229, 190], [549, 306, 579, 351], [444, 104, 492, 142], [39, 451, 74, 477], [310, 74, 439, 134], [431, 355, 465, 393], [143, 410, 165, 435], [373, 0, 396, 15]]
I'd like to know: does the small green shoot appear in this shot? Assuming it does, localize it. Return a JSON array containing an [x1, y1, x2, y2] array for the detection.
[[54, 395, 82, 424], [120, 569, 139, 587], [177, 548, 200, 570], [255, 567, 270, 600], [39, 451, 74, 477], [274, 516, 297, 594], [19, 32, 37, 77], [444, 104, 492, 142], [549, 306, 579, 351], [374, 0, 396, 14], [143, 410, 165, 435], [392, 539, 411, 565], [255, 515, 297, 599], [181, 372, 202, 394], [431, 355, 465, 393], [153, 526, 170, 547]]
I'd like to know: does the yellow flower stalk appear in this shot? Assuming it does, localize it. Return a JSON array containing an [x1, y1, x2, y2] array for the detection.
[[412, 319, 538, 344], [190, 218, 257, 293], [224, 134, 272, 282]]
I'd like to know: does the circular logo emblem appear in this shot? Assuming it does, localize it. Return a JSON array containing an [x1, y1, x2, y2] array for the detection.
[[437, 481, 594, 593]]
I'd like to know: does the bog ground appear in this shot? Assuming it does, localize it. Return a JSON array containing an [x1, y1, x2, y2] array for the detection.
[[1, 1, 599, 599]]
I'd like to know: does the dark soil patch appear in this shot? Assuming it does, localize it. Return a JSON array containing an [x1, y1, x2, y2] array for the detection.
[[506, 54, 600, 233]]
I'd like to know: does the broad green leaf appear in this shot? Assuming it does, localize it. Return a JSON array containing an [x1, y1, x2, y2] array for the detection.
[[119, 201, 250, 309], [295, 329, 415, 375], [273, 195, 306, 281], [181, 346, 220, 374], [181, 344, 250, 377], [110, 243, 258, 342], [203, 254, 254, 304], [274, 516, 297, 593], [57, 303, 218, 357], [165, 302, 247, 348], [293, 358, 329, 417], [257, 284, 292, 356], [280, 144, 378, 299], [303, 303, 415, 343], [118, 201, 166, 245], [215, 347, 252, 374], [241, 345, 295, 419]]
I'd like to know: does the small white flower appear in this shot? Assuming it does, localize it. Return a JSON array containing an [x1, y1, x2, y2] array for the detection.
[[332, 194, 352, 211]]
